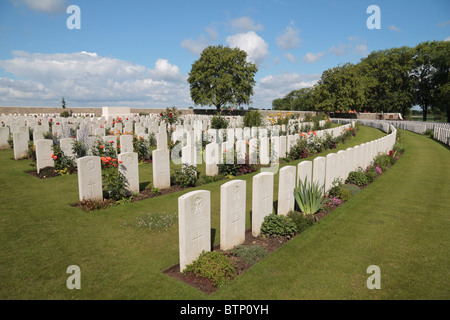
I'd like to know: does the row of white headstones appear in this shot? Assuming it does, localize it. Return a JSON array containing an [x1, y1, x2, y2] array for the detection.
[[177, 122, 398, 272]]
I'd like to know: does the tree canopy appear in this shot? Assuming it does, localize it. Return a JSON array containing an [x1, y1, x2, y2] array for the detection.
[[272, 40, 449, 121], [187, 45, 258, 112]]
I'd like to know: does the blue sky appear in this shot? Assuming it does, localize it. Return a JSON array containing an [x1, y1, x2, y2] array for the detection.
[[0, 0, 448, 109]]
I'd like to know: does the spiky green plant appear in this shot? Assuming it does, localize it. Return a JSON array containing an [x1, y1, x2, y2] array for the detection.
[[294, 177, 326, 215]]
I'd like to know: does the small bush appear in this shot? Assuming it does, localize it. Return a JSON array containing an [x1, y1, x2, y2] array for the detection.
[[294, 178, 326, 215], [243, 110, 263, 127], [171, 164, 198, 187], [210, 115, 229, 129], [260, 214, 297, 239], [233, 245, 267, 266], [287, 211, 315, 233], [342, 184, 360, 196], [346, 170, 369, 186], [339, 188, 352, 201], [183, 251, 237, 288]]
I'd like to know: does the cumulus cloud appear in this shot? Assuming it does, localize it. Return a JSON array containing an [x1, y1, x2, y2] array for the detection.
[[251, 73, 320, 108], [181, 25, 219, 56], [226, 31, 269, 66], [303, 51, 326, 63], [11, 0, 67, 14], [276, 21, 301, 51], [0, 51, 190, 107], [302, 40, 368, 64], [283, 52, 296, 63], [389, 25, 402, 32], [231, 16, 264, 32]]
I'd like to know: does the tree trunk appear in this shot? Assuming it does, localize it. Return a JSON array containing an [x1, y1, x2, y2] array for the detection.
[[422, 104, 428, 122]]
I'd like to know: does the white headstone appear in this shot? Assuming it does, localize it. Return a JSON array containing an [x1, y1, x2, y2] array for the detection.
[[120, 135, 133, 154], [313, 156, 326, 194], [156, 131, 167, 150], [77, 156, 103, 201], [178, 190, 211, 272], [0, 127, 10, 149], [325, 153, 337, 193], [297, 160, 312, 188], [249, 138, 258, 164], [252, 172, 274, 237], [152, 149, 171, 189], [205, 143, 219, 176], [235, 140, 247, 164], [118, 152, 139, 194], [220, 180, 246, 250], [35, 139, 54, 173], [278, 165, 296, 216], [260, 137, 270, 165], [13, 129, 29, 160]]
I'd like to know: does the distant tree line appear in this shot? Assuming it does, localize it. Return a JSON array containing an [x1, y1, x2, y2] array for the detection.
[[272, 41, 449, 122]]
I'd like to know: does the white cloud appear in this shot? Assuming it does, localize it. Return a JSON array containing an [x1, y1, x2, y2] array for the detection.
[[303, 51, 326, 63], [251, 73, 320, 108], [11, 0, 67, 14], [445, 36, 450, 42], [0, 51, 190, 107], [231, 16, 264, 32], [283, 52, 296, 63], [226, 31, 269, 66], [181, 35, 210, 56], [389, 25, 402, 32], [276, 21, 301, 51]]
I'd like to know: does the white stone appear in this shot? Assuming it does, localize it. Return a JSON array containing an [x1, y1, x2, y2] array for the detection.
[[235, 140, 247, 164], [0, 127, 10, 149], [13, 129, 29, 160], [312, 156, 326, 194], [297, 160, 312, 188], [156, 131, 167, 150], [220, 180, 246, 251], [178, 190, 211, 272], [260, 137, 270, 165], [278, 166, 296, 216], [120, 135, 133, 154], [325, 153, 337, 193], [252, 172, 274, 237], [249, 138, 258, 164], [60, 138, 75, 158], [118, 152, 139, 194], [152, 149, 171, 189], [77, 156, 103, 201], [35, 139, 54, 173]]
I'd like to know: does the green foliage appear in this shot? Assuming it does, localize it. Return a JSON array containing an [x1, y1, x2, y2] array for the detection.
[[187, 45, 258, 111], [294, 178, 326, 215], [151, 187, 161, 195], [339, 187, 352, 201], [102, 167, 131, 201], [287, 211, 315, 233], [72, 140, 87, 158], [159, 107, 180, 126], [183, 251, 237, 288], [210, 114, 229, 129], [342, 184, 361, 197], [91, 139, 117, 159], [243, 110, 263, 127], [133, 135, 151, 162], [260, 214, 297, 239], [171, 164, 198, 187], [52, 144, 76, 174], [346, 170, 369, 186], [232, 245, 267, 266]]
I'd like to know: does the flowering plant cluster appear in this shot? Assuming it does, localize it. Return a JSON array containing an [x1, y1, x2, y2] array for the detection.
[[159, 107, 179, 125]]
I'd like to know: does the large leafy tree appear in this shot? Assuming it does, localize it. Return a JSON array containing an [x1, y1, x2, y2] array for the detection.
[[313, 63, 367, 113], [272, 87, 316, 111], [187, 45, 258, 112], [411, 41, 450, 121], [359, 47, 415, 117]]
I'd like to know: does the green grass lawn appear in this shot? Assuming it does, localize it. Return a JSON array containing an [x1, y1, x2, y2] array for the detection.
[[1, 126, 448, 300]]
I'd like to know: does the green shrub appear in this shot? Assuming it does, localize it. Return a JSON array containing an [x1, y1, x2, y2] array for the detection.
[[346, 170, 369, 186], [339, 188, 352, 201], [233, 245, 267, 266], [260, 214, 297, 239], [102, 167, 131, 201], [287, 211, 315, 233], [171, 164, 198, 187], [210, 115, 229, 129], [183, 251, 237, 288], [243, 110, 263, 127], [294, 178, 326, 215], [365, 167, 378, 184], [342, 184, 361, 196]]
